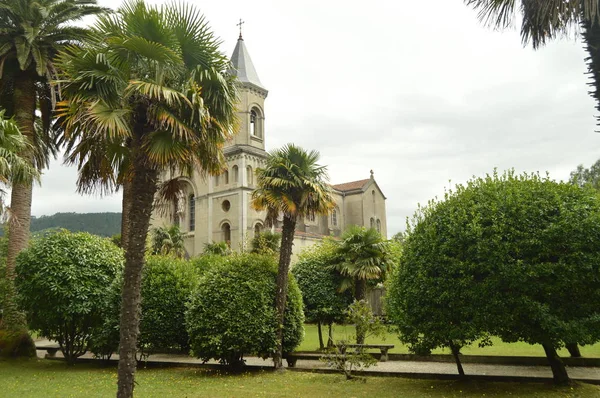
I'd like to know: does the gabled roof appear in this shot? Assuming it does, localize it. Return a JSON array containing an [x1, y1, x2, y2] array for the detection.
[[230, 37, 266, 90], [331, 179, 371, 192]]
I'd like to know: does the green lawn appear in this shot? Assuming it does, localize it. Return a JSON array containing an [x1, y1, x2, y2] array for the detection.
[[2, 359, 599, 398], [297, 324, 600, 357]]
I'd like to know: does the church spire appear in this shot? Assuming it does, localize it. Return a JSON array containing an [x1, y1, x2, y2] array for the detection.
[[230, 27, 266, 91]]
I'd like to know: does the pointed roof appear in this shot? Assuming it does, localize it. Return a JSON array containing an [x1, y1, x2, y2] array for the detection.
[[331, 179, 371, 192], [230, 37, 266, 91]]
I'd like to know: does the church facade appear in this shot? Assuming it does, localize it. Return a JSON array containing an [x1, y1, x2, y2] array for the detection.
[[151, 35, 388, 258]]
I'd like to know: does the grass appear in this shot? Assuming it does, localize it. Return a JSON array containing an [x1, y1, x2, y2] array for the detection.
[[297, 324, 600, 357], [2, 359, 600, 398]]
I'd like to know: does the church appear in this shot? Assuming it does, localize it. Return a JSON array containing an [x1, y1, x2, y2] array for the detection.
[[151, 33, 388, 258]]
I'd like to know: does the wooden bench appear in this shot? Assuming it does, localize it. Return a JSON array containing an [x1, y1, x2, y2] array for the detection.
[[36, 345, 60, 358], [340, 344, 395, 362]]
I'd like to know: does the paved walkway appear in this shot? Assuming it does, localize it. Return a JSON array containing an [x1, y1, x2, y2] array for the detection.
[[35, 339, 600, 382]]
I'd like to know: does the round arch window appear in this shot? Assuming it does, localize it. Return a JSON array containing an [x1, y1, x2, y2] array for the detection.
[[222, 200, 231, 212]]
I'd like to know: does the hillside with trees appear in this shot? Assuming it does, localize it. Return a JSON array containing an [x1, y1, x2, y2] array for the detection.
[[1, 212, 122, 237]]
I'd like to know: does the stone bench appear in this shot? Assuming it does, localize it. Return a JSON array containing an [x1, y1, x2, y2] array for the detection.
[[36, 345, 60, 358]]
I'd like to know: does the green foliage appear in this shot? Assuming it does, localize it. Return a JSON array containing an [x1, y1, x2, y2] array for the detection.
[[203, 241, 231, 256], [90, 255, 199, 358], [186, 254, 304, 368], [0, 212, 123, 237], [570, 159, 600, 191], [387, 170, 600, 363], [15, 230, 123, 364], [110, 233, 122, 248], [189, 254, 228, 276], [293, 239, 352, 325], [251, 231, 281, 255], [151, 225, 185, 258]]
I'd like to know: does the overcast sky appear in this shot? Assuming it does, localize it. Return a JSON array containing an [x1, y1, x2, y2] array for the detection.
[[31, 0, 600, 236]]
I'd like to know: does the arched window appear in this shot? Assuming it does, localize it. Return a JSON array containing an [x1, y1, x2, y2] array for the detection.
[[247, 166, 253, 186], [250, 107, 263, 138], [254, 223, 263, 238], [224, 169, 229, 185], [332, 210, 337, 227], [370, 217, 375, 229], [189, 194, 195, 232], [307, 213, 315, 222], [222, 223, 231, 246], [376, 219, 381, 233], [232, 165, 239, 183]]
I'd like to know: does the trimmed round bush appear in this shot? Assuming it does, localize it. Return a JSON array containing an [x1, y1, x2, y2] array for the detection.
[[186, 254, 304, 367], [15, 230, 123, 364]]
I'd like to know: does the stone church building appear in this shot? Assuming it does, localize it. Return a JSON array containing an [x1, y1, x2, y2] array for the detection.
[[151, 35, 388, 258]]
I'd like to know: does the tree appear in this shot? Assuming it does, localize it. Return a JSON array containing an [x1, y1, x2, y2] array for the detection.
[[56, 2, 238, 396], [151, 225, 185, 258], [0, 0, 104, 357], [186, 254, 304, 368], [0, 111, 38, 357], [251, 230, 281, 256], [15, 230, 123, 364], [386, 170, 600, 384], [570, 158, 600, 190], [292, 239, 352, 350], [331, 226, 394, 344], [464, 1, 600, 126], [251, 144, 334, 368], [202, 241, 231, 256]]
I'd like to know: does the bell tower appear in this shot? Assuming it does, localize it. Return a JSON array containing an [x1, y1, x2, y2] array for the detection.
[[228, 30, 268, 151]]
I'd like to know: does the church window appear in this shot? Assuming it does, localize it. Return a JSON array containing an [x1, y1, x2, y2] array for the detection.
[[370, 217, 375, 229], [222, 200, 231, 212], [254, 223, 263, 237], [376, 219, 381, 233], [189, 194, 195, 232], [224, 170, 229, 185], [222, 222, 231, 246], [332, 210, 337, 226], [247, 166, 253, 185], [250, 107, 263, 138], [233, 165, 239, 183]]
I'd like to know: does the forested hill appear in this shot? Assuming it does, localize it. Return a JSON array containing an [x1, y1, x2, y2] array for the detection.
[[0, 212, 122, 237]]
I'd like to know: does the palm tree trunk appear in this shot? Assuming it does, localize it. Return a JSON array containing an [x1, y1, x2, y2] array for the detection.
[[354, 279, 367, 344], [542, 343, 570, 385], [116, 128, 158, 398], [582, 18, 600, 127], [0, 75, 36, 358], [273, 214, 296, 369], [120, 178, 133, 252]]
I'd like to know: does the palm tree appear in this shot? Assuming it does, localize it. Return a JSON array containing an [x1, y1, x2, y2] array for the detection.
[[251, 144, 334, 369], [331, 226, 393, 344], [0, 0, 104, 354], [464, 1, 600, 125], [0, 112, 39, 356], [56, 2, 238, 396], [151, 225, 185, 258]]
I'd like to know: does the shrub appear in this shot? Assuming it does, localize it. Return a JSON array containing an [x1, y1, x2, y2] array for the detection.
[[15, 230, 123, 364], [250, 231, 281, 255], [90, 255, 199, 358], [186, 254, 304, 368]]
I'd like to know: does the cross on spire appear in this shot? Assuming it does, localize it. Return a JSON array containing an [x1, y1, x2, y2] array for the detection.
[[237, 18, 245, 39]]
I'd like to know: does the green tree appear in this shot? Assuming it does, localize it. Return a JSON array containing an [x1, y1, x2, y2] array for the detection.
[[386, 170, 600, 384], [465, 1, 600, 126], [292, 239, 351, 350], [0, 0, 104, 357], [331, 226, 394, 344], [186, 254, 304, 369], [151, 225, 185, 258], [15, 230, 123, 364], [56, 2, 238, 396], [251, 144, 334, 368], [570, 158, 600, 190]]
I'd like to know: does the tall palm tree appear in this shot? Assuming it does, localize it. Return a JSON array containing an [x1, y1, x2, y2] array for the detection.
[[464, 1, 600, 125], [251, 144, 335, 369], [56, 2, 238, 396], [331, 226, 393, 344], [0, 110, 39, 357], [0, 0, 103, 356]]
